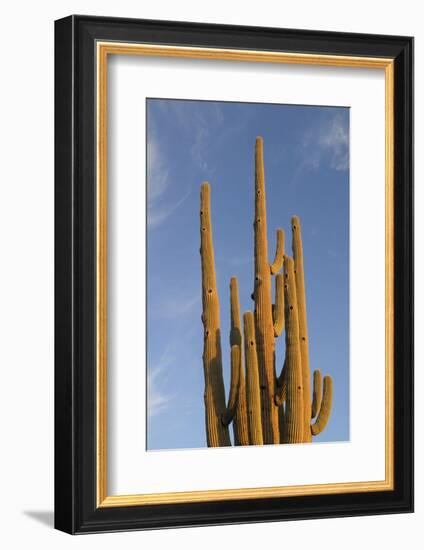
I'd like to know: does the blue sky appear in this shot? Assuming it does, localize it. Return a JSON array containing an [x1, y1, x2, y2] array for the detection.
[[146, 98, 349, 450]]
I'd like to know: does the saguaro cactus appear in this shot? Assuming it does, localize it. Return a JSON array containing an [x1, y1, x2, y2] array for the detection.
[[199, 137, 333, 447]]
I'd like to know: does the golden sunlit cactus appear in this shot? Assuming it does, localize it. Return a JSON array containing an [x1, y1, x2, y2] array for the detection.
[[229, 278, 250, 445], [253, 137, 282, 444], [200, 183, 231, 447], [281, 257, 304, 443], [244, 312, 263, 445], [199, 138, 333, 447]]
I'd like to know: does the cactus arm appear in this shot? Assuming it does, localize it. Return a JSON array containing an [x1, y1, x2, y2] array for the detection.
[[273, 273, 285, 337], [221, 345, 241, 426], [311, 376, 333, 436], [233, 364, 249, 445], [291, 216, 312, 442], [281, 256, 304, 444], [230, 277, 250, 445], [274, 364, 287, 406], [311, 369, 323, 418], [270, 228, 285, 274], [254, 137, 279, 444], [200, 182, 231, 447], [230, 277, 242, 347], [244, 312, 263, 445]]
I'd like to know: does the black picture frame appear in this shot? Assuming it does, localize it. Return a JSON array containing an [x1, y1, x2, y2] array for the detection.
[[55, 14, 414, 534]]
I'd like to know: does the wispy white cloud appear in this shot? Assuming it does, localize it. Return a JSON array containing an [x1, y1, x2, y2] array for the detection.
[[301, 112, 349, 172], [147, 138, 169, 201], [155, 100, 225, 174], [147, 188, 192, 229], [147, 327, 199, 418], [151, 292, 200, 320], [147, 363, 175, 418], [147, 135, 191, 229], [318, 114, 349, 171]]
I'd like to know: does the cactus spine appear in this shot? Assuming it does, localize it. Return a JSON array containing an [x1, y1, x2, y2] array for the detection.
[[199, 138, 333, 447]]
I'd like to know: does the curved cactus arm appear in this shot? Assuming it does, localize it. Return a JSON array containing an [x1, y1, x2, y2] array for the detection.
[[230, 277, 249, 445], [270, 228, 285, 274], [273, 273, 285, 337], [274, 362, 287, 406], [291, 216, 312, 442], [281, 256, 304, 444], [244, 311, 263, 445], [222, 345, 241, 426], [200, 182, 231, 447], [311, 375, 333, 436], [230, 277, 242, 347], [311, 369, 323, 418]]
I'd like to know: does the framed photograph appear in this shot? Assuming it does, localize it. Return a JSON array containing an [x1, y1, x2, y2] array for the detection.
[[54, 15, 413, 534]]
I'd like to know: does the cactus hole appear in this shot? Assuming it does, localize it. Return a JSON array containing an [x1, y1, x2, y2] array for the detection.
[[290, 305, 293, 310], [202, 227, 206, 231], [208, 288, 213, 294]]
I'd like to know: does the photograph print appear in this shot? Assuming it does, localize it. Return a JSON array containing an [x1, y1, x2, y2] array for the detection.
[[146, 98, 349, 450]]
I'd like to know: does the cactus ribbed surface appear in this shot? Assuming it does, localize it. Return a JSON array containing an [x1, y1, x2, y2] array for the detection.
[[291, 216, 312, 442], [230, 278, 250, 445], [254, 137, 280, 444], [311, 369, 323, 419], [200, 182, 231, 447], [281, 257, 304, 443], [244, 312, 263, 445], [270, 229, 285, 275], [311, 376, 333, 436], [273, 273, 285, 337], [199, 138, 334, 447]]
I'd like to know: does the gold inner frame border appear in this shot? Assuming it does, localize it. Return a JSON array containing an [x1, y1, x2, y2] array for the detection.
[[96, 41, 394, 508]]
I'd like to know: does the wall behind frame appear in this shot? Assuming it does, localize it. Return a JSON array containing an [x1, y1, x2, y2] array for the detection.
[[0, 0, 419, 548]]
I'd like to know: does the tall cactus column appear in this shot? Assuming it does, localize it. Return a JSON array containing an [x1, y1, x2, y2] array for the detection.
[[199, 182, 231, 447], [291, 216, 312, 442], [253, 137, 280, 444], [281, 257, 305, 443], [229, 278, 250, 445]]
